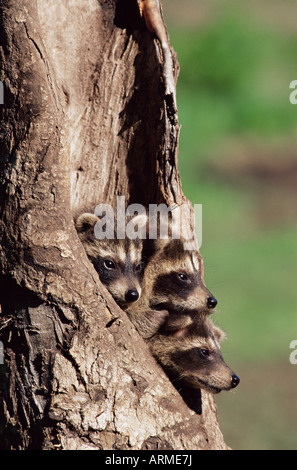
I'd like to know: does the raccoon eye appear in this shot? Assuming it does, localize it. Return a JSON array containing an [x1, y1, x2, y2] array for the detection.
[[135, 262, 144, 272], [103, 260, 116, 270], [177, 273, 188, 281], [198, 348, 210, 358]]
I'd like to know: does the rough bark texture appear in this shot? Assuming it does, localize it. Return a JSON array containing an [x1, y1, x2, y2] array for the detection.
[[0, 0, 228, 450]]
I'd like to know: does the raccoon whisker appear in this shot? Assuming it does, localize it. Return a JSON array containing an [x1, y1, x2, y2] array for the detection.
[[170, 371, 188, 384]]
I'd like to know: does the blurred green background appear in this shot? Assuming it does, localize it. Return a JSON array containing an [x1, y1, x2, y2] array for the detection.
[[162, 0, 297, 450]]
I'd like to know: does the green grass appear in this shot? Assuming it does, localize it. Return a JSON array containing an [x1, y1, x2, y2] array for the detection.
[[216, 362, 297, 450], [172, 12, 297, 162], [208, 226, 297, 363]]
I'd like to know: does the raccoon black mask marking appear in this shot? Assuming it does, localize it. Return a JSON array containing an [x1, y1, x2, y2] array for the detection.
[[75, 212, 146, 309], [125, 236, 218, 341], [143, 238, 217, 315], [150, 316, 240, 394]]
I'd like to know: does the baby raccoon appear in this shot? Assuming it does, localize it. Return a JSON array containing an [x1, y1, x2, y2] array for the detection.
[[126, 236, 217, 337], [150, 315, 240, 394], [149, 237, 217, 312], [75, 212, 145, 309]]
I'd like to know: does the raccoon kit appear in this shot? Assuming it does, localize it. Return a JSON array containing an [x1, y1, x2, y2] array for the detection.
[[126, 236, 218, 339], [150, 315, 240, 394], [147, 237, 218, 312], [75, 212, 146, 309]]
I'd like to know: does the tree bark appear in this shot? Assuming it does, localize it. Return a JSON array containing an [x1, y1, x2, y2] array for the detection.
[[0, 0, 228, 450]]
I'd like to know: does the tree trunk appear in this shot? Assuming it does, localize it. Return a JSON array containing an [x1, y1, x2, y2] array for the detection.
[[0, 0, 228, 450]]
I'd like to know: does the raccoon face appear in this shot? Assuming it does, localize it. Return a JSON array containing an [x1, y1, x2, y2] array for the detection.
[[149, 241, 217, 313], [151, 270, 216, 312], [75, 212, 146, 309], [169, 342, 239, 393], [151, 320, 239, 393], [90, 247, 144, 308]]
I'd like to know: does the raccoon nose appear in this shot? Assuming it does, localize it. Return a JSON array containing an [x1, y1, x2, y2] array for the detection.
[[231, 374, 240, 388], [207, 296, 217, 309], [125, 290, 139, 303]]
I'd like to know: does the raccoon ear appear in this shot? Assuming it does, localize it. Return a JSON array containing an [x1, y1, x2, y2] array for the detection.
[[152, 237, 171, 252], [213, 325, 227, 344], [75, 213, 99, 234]]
